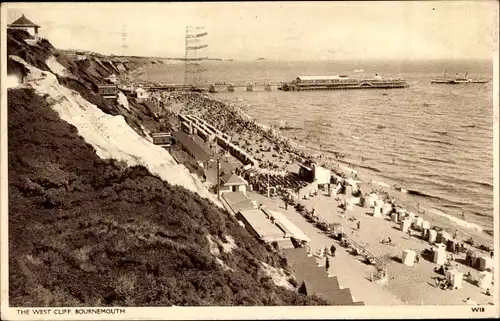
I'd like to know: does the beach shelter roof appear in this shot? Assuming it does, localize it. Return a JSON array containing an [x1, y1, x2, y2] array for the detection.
[[268, 210, 311, 243], [305, 285, 354, 305], [238, 209, 284, 241], [221, 173, 248, 186], [142, 100, 158, 114], [303, 276, 341, 293], [288, 258, 323, 283], [282, 247, 309, 261], [298, 163, 313, 171], [221, 192, 255, 213], [8, 15, 40, 28], [173, 131, 212, 162]]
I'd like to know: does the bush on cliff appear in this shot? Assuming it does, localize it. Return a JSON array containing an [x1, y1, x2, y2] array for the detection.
[[8, 88, 326, 306]]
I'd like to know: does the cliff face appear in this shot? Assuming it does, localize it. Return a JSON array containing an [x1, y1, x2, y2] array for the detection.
[[7, 29, 169, 136], [7, 30, 326, 306]]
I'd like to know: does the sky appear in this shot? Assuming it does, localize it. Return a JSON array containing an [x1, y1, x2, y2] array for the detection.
[[4, 1, 499, 60]]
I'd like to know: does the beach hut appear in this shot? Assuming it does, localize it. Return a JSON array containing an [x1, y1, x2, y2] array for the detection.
[[345, 198, 355, 211], [400, 218, 411, 232], [349, 197, 361, 206], [428, 229, 438, 243], [363, 194, 378, 208], [135, 87, 149, 103], [374, 200, 384, 207], [422, 221, 431, 230], [412, 217, 424, 230], [446, 239, 459, 253], [446, 269, 464, 289], [332, 183, 342, 197], [381, 203, 392, 215], [466, 250, 480, 269], [433, 243, 447, 265], [345, 185, 353, 197], [391, 212, 399, 223], [407, 212, 416, 222], [478, 271, 493, 289], [373, 206, 382, 218], [298, 163, 314, 182], [436, 231, 451, 244], [477, 257, 494, 272], [402, 250, 416, 267]]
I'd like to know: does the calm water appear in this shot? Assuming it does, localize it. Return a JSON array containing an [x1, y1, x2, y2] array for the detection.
[[139, 60, 494, 232]]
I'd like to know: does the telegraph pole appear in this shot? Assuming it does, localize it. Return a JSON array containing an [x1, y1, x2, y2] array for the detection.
[[267, 171, 270, 198], [216, 142, 220, 200], [217, 158, 220, 200], [184, 25, 208, 86]]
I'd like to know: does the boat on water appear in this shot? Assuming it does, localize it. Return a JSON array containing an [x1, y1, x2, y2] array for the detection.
[[354, 69, 364, 73], [278, 74, 409, 91], [431, 71, 490, 84]]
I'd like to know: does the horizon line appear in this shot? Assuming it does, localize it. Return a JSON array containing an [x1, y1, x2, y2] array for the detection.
[[62, 49, 494, 62]]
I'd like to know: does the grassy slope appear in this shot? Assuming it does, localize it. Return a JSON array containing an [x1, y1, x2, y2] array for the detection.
[[7, 34, 327, 307]]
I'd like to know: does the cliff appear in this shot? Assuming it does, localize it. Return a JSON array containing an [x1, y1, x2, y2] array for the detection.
[[6, 30, 326, 306]]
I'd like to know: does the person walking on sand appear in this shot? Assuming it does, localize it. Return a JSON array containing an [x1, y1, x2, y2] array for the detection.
[[330, 244, 337, 257], [407, 229, 412, 239], [325, 257, 330, 271], [357, 221, 361, 230], [285, 199, 288, 210]]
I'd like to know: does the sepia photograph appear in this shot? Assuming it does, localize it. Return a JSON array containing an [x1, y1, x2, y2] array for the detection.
[[1, 1, 499, 320]]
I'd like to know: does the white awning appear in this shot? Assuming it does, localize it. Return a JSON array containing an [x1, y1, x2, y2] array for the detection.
[[297, 75, 345, 81]]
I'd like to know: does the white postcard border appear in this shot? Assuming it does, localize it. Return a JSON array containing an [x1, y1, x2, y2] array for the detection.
[[1, 2, 499, 320]]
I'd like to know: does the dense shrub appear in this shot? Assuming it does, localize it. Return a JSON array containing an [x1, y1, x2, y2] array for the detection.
[[7, 29, 328, 306], [8, 88, 327, 307]]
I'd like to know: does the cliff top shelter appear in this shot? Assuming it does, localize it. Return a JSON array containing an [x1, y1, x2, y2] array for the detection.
[[8, 14, 40, 38], [219, 173, 249, 195]]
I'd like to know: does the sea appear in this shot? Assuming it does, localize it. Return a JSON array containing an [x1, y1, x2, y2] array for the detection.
[[137, 59, 495, 236]]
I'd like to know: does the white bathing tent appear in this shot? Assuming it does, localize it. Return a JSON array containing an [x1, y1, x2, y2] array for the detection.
[[402, 249, 416, 267]]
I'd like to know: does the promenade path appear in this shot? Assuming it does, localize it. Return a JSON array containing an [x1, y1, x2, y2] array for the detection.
[[248, 191, 403, 305], [248, 191, 494, 305]]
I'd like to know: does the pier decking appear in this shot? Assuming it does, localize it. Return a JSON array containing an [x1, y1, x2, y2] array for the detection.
[[131, 82, 283, 93]]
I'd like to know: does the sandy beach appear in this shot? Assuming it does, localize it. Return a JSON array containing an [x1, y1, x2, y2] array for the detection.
[[252, 191, 493, 305], [164, 91, 495, 305], [175, 92, 492, 242]]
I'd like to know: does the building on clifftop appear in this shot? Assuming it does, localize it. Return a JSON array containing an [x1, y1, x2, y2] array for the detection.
[[8, 14, 40, 39]]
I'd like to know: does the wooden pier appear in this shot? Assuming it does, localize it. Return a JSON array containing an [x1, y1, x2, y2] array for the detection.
[[138, 82, 283, 93]]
